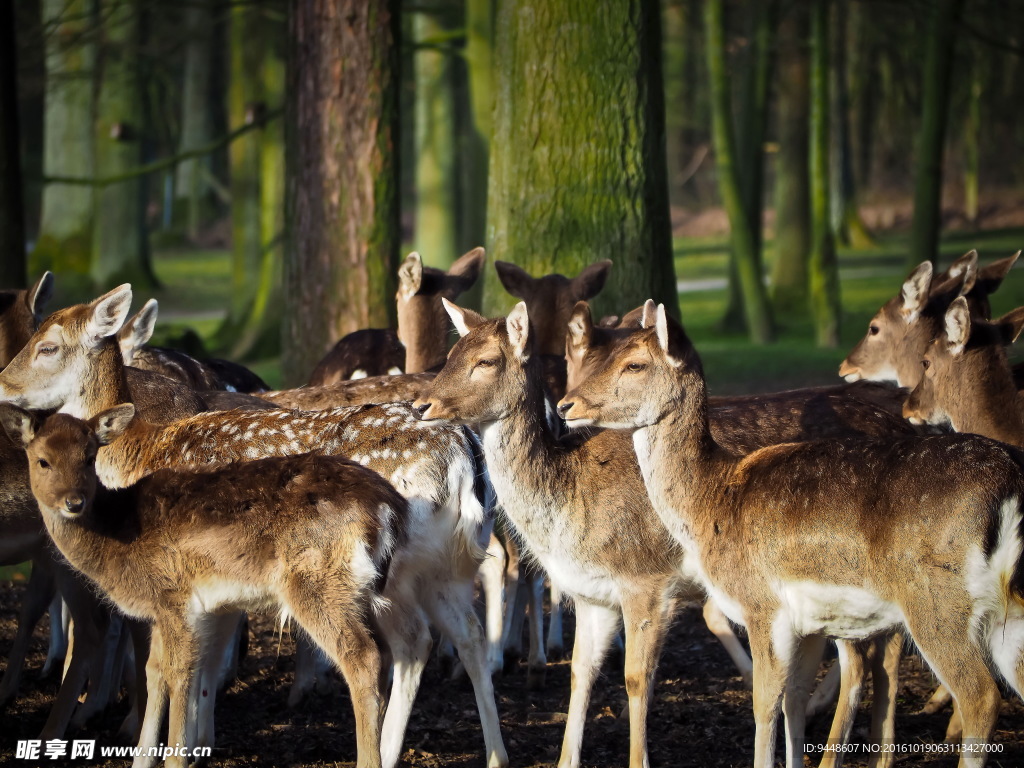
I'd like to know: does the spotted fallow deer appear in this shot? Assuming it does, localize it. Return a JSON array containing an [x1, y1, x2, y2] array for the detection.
[[0, 284, 507, 768], [413, 300, 755, 768], [2, 404, 404, 768], [559, 301, 1024, 768], [310, 248, 486, 384], [839, 251, 1019, 389]]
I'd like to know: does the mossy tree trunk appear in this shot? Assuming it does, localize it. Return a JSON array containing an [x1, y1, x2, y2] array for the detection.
[[413, 3, 458, 268], [770, 1, 810, 319], [32, 0, 96, 292], [91, 0, 156, 290], [174, 3, 217, 240], [283, 0, 400, 386], [0, 0, 26, 289], [808, 0, 841, 347], [908, 0, 964, 268], [704, 0, 773, 343], [484, 0, 677, 321]]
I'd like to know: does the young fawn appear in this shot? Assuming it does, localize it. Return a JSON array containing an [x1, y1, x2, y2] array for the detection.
[[0, 285, 507, 768], [3, 404, 404, 768], [558, 301, 1024, 768], [413, 300, 754, 768]]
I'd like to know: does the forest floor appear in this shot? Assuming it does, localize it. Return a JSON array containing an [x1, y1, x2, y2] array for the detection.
[[2, 581, 1023, 768]]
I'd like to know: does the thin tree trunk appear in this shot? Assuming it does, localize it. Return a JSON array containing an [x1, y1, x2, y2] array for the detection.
[[704, 0, 773, 343], [964, 48, 982, 227], [908, 0, 964, 268], [283, 0, 400, 386], [174, 3, 216, 240], [484, 0, 677, 320], [0, 0, 27, 289], [31, 0, 96, 292], [770, 1, 810, 318], [808, 0, 840, 348], [414, 5, 458, 268], [91, 0, 155, 289]]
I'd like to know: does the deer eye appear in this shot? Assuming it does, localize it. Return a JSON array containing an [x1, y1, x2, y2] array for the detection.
[[38, 345, 58, 356], [625, 362, 646, 373], [37, 458, 50, 469], [869, 325, 880, 336], [475, 358, 497, 369], [921, 359, 931, 370]]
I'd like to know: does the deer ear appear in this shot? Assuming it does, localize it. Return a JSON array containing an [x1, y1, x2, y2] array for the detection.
[[566, 301, 593, 353], [26, 272, 55, 318], [495, 261, 535, 300], [941, 249, 978, 283], [89, 404, 135, 446], [117, 299, 158, 365], [506, 302, 531, 359], [85, 285, 133, 346], [571, 260, 613, 301], [944, 297, 971, 357], [442, 298, 486, 337], [0, 405, 37, 449], [639, 299, 658, 329], [444, 247, 485, 298], [900, 262, 932, 323], [397, 252, 424, 300], [995, 306, 1024, 345]]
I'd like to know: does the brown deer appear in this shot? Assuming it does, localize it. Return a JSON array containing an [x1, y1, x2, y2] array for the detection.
[[0, 284, 507, 768], [412, 300, 755, 768], [558, 301, 1024, 768], [2, 404, 404, 768], [0, 271, 54, 369], [839, 252, 1018, 389], [904, 297, 1024, 442], [310, 248, 485, 384]]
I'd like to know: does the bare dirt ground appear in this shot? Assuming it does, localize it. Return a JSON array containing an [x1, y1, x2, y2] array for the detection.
[[2, 580, 1023, 768]]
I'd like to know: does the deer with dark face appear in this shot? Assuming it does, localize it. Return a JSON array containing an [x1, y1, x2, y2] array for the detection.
[[413, 300, 755, 768], [559, 301, 1024, 768], [3, 404, 404, 768]]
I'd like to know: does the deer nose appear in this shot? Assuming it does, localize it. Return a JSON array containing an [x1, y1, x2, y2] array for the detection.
[[556, 401, 573, 418], [412, 400, 431, 418], [65, 495, 85, 515]]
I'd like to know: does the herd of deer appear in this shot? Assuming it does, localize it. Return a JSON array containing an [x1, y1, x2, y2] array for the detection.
[[1, 246, 1024, 768]]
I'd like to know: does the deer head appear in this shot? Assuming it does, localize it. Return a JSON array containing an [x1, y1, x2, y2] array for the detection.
[[0, 404, 135, 519], [903, 297, 1024, 432], [0, 271, 55, 369], [0, 285, 133, 411]]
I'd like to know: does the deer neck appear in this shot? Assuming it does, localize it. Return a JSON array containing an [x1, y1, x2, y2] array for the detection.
[[950, 372, 1024, 447], [400, 300, 448, 374], [631, 375, 724, 551], [62, 340, 133, 419], [477, 357, 566, 508]]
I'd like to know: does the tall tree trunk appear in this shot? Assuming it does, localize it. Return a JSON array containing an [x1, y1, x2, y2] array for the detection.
[[704, 0, 773, 343], [283, 0, 400, 386], [662, 0, 687, 205], [770, 1, 811, 318], [413, 5, 458, 268], [91, 0, 155, 289], [484, 0, 677, 321], [222, 0, 266, 338], [908, 0, 964, 268], [808, 0, 840, 347], [174, 2, 217, 240], [964, 48, 982, 227], [31, 0, 96, 293], [0, 0, 27, 289]]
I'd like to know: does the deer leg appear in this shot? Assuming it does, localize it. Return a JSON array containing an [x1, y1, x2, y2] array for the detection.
[[621, 590, 676, 768], [119, 619, 150, 743], [865, 632, 901, 768], [72, 612, 124, 728], [425, 579, 508, 768], [43, 591, 71, 678], [702, 599, 753, 688], [376, 591, 432, 768], [746, 619, 791, 768], [0, 556, 54, 707], [524, 562, 548, 690], [780, 634, 826, 768], [806, 663, 840, 720], [133, 624, 166, 768], [479, 532, 507, 675], [558, 600, 621, 768], [189, 612, 242, 765], [920, 683, 952, 714], [289, 630, 321, 707], [160, 619, 199, 768], [547, 579, 565, 661], [817, 640, 866, 768]]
